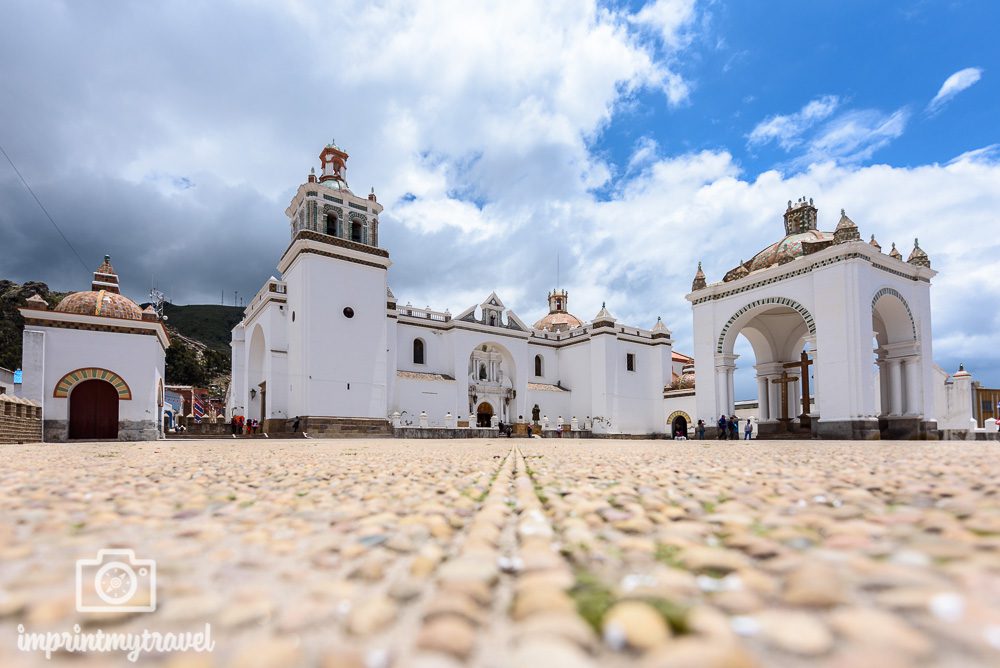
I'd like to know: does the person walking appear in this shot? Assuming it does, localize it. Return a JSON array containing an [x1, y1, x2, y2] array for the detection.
[[744, 418, 753, 440], [717, 414, 727, 440], [728, 415, 738, 440], [697, 419, 706, 439]]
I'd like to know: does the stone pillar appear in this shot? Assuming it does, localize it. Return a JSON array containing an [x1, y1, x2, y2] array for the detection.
[[757, 376, 770, 421], [888, 359, 903, 416], [876, 359, 889, 416], [726, 368, 736, 415], [904, 356, 922, 416]]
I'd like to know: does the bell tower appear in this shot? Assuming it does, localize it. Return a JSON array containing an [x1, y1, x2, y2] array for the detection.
[[547, 289, 569, 314], [319, 141, 349, 185], [278, 141, 391, 423]]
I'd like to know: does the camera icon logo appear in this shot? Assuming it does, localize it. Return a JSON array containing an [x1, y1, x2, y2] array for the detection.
[[76, 549, 157, 613]]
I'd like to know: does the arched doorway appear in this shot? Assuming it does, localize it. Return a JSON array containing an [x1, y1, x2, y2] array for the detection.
[[872, 288, 921, 436], [468, 342, 516, 424], [671, 415, 688, 437], [716, 298, 816, 437], [247, 324, 267, 423], [69, 379, 119, 439], [476, 401, 494, 427]]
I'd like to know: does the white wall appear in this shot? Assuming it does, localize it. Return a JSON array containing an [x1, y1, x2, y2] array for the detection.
[[24, 325, 164, 440], [284, 250, 388, 418]]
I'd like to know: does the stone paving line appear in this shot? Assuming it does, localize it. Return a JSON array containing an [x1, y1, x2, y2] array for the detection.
[[0, 439, 999, 667]]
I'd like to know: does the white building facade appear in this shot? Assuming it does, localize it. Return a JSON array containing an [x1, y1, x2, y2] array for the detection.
[[19, 257, 168, 441], [687, 198, 939, 439], [228, 143, 677, 436]]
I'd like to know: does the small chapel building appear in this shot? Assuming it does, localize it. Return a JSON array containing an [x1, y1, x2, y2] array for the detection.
[[18, 256, 169, 441]]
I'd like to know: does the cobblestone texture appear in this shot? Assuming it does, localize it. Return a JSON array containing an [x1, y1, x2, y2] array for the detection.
[[1, 439, 999, 667]]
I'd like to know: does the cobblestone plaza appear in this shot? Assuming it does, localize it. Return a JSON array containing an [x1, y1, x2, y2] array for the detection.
[[2, 439, 999, 667]]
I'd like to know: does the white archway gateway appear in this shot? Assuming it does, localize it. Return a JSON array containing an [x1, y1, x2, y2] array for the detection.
[[688, 199, 938, 440]]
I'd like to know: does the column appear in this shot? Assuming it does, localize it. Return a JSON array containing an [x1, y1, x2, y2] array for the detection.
[[768, 377, 781, 420], [726, 368, 736, 416], [757, 376, 770, 420], [888, 358, 903, 416], [787, 374, 799, 419], [715, 367, 728, 417], [876, 359, 889, 416], [904, 356, 922, 416]]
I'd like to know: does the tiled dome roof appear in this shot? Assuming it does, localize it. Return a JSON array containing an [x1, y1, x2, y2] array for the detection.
[[747, 229, 835, 273], [533, 311, 582, 332], [53, 254, 144, 320], [55, 291, 143, 320]]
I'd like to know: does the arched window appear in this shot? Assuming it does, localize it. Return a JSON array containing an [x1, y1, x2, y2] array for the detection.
[[555, 298, 562, 311], [479, 363, 487, 380], [534, 354, 543, 377], [325, 214, 337, 236], [413, 338, 425, 365], [351, 220, 363, 243]]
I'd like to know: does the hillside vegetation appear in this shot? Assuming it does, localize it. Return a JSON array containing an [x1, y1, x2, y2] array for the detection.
[[0, 280, 240, 390]]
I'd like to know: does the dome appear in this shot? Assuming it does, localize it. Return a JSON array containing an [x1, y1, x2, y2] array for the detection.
[[534, 289, 583, 332], [533, 311, 582, 332], [671, 363, 696, 390], [53, 254, 144, 321], [746, 229, 835, 274], [55, 291, 143, 320]]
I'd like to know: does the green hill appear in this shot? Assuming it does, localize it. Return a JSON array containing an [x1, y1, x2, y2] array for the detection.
[[0, 280, 69, 372], [0, 281, 242, 388], [159, 303, 244, 352]]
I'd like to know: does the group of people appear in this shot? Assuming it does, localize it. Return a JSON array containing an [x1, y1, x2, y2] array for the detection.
[[497, 420, 535, 437], [230, 415, 261, 436], [717, 414, 753, 440]]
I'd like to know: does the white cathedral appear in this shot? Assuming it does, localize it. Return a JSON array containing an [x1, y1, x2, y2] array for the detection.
[[227, 142, 682, 436], [226, 142, 975, 440]]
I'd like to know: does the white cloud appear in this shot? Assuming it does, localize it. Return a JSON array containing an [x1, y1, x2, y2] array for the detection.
[[800, 108, 910, 165], [748, 95, 840, 149], [749, 96, 909, 166], [630, 0, 698, 50], [928, 67, 983, 113]]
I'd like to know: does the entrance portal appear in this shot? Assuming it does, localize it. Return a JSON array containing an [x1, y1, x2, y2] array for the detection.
[[69, 379, 119, 439], [476, 401, 494, 427], [671, 415, 688, 438]]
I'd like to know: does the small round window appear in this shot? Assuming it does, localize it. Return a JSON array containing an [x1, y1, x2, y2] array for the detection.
[[343, 307, 355, 318]]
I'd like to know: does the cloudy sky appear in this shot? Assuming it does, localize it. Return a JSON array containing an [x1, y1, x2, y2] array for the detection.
[[2, 0, 999, 395]]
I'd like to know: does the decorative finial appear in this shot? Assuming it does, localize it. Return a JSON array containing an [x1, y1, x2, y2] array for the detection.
[[602, 301, 606, 308], [914, 237, 920, 247], [104, 254, 110, 262], [371, 186, 375, 194], [310, 167, 315, 174], [697, 261, 702, 270], [787, 200, 792, 209], [959, 363, 965, 371], [841, 208, 845, 216]]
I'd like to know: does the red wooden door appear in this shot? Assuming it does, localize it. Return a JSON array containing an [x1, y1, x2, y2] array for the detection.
[[69, 379, 119, 439]]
